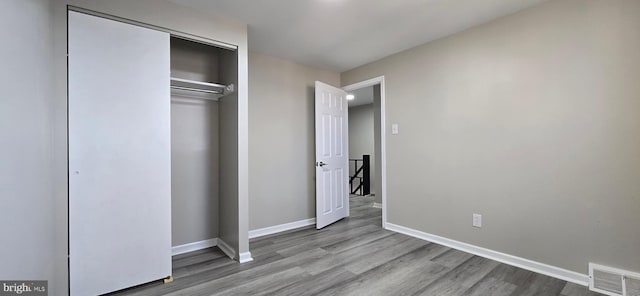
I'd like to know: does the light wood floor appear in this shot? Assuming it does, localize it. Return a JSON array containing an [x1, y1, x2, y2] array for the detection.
[[110, 195, 602, 296]]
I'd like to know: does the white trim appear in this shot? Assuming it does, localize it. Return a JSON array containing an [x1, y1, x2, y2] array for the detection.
[[386, 222, 590, 286], [342, 76, 384, 92], [238, 252, 254, 263], [216, 238, 236, 260], [372, 202, 382, 209], [249, 218, 316, 239], [343, 76, 387, 229], [171, 238, 218, 256]]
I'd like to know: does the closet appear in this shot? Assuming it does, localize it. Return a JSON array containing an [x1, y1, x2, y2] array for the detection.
[[169, 37, 239, 256], [68, 10, 239, 296]]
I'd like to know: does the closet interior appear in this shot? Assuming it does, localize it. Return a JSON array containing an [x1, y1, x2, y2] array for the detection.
[[170, 36, 239, 256]]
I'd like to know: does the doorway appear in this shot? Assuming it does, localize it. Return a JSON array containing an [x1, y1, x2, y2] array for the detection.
[[344, 77, 387, 228], [313, 77, 387, 230]]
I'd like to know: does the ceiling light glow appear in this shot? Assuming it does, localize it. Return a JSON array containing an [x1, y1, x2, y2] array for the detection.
[[346, 94, 355, 100]]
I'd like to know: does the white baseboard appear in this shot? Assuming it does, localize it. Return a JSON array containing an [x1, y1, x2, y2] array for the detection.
[[172, 237, 244, 263], [171, 238, 218, 256], [238, 252, 254, 263], [217, 238, 236, 260], [385, 222, 589, 286], [372, 202, 382, 209], [249, 218, 316, 239]]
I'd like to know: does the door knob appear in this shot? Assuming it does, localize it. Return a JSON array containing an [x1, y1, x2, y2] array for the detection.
[[317, 161, 328, 167]]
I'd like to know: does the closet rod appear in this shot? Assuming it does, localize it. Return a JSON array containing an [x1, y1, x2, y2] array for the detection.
[[171, 86, 223, 94]]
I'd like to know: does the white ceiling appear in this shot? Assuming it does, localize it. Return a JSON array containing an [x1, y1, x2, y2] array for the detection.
[[348, 86, 374, 108], [170, 0, 547, 72]]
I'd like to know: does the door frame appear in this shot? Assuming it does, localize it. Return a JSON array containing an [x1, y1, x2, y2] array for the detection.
[[343, 76, 387, 229]]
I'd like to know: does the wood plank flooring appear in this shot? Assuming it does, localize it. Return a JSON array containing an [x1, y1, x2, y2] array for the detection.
[[109, 195, 602, 296]]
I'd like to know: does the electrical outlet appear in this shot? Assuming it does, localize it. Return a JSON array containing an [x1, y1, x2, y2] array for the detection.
[[473, 213, 482, 228]]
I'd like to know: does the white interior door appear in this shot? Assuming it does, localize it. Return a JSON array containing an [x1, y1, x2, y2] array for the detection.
[[315, 81, 349, 229], [69, 11, 171, 295]]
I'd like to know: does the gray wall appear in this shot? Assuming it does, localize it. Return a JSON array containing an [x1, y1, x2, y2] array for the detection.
[[249, 52, 340, 230], [49, 1, 249, 294], [219, 94, 239, 252], [170, 39, 223, 247], [0, 0, 55, 284], [373, 85, 382, 204], [171, 100, 220, 246], [171, 38, 220, 82], [342, 0, 640, 274], [219, 48, 241, 254], [348, 103, 376, 196]]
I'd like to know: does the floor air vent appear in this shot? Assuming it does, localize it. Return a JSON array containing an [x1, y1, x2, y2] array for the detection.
[[590, 263, 640, 296], [626, 276, 640, 296]]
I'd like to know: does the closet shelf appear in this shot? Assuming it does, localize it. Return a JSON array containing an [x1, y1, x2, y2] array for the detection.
[[170, 77, 234, 101]]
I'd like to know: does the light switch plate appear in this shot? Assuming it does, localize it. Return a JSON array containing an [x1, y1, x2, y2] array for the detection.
[[391, 123, 399, 135], [473, 213, 482, 228]]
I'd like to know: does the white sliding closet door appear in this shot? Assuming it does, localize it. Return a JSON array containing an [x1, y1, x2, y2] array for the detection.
[[69, 11, 171, 296]]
